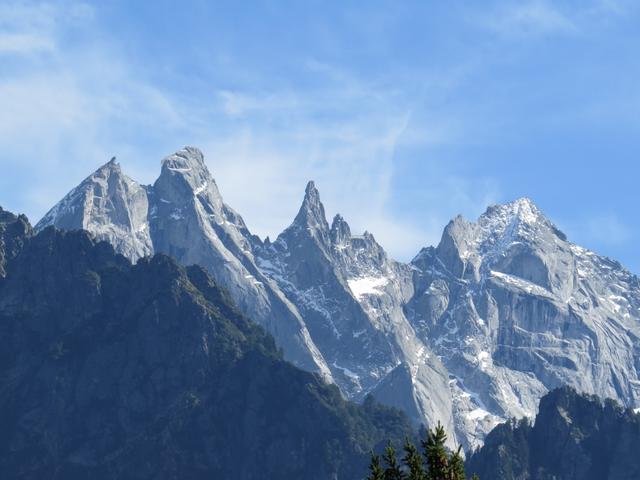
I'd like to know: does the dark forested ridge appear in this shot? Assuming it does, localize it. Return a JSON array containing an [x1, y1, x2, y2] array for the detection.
[[0, 207, 413, 479], [466, 387, 640, 480], [5, 204, 640, 480]]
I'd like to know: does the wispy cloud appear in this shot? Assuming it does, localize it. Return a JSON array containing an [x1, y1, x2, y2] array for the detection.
[[3, 0, 636, 267], [474, 0, 638, 37], [0, 1, 188, 216], [0, 1, 496, 261], [201, 67, 504, 260], [0, 32, 55, 54], [477, 1, 578, 37], [0, 2, 426, 260], [0, 1, 92, 56], [202, 74, 416, 252]]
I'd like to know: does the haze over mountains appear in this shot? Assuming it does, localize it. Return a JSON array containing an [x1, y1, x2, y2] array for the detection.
[[37, 147, 640, 449]]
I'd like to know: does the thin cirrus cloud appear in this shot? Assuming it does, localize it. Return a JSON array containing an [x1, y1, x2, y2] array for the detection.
[[204, 57, 491, 259], [204, 81, 422, 256], [0, 1, 92, 54], [0, 1, 438, 260], [479, 1, 578, 36], [0, 2, 192, 217], [0, 33, 56, 54], [474, 0, 636, 37]]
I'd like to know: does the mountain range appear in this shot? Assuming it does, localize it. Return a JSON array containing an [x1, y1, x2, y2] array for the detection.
[[36, 147, 640, 450]]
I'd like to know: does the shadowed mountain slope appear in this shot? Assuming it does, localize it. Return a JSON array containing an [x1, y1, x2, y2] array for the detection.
[[466, 387, 640, 480], [0, 208, 413, 480]]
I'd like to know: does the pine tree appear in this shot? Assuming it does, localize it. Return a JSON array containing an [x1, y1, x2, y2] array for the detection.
[[423, 422, 450, 480], [367, 452, 385, 480], [448, 445, 466, 480], [403, 438, 426, 480], [367, 423, 480, 480], [382, 441, 405, 480]]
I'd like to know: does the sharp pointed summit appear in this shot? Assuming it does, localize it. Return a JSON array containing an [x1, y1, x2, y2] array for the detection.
[[478, 197, 568, 241], [35, 156, 152, 261], [96, 155, 122, 175], [481, 197, 548, 228], [292, 181, 329, 233], [306, 180, 320, 196]]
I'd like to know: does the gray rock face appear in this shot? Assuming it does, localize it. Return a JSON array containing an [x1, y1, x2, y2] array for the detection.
[[38, 150, 640, 451], [255, 182, 453, 436], [36, 158, 153, 262], [407, 198, 640, 448]]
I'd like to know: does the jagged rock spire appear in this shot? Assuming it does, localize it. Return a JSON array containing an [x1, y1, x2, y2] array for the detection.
[[95, 155, 121, 175], [35, 155, 153, 261], [293, 181, 330, 233], [36, 155, 130, 232], [330, 214, 351, 245]]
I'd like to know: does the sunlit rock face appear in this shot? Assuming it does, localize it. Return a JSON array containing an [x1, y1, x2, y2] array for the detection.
[[255, 181, 453, 441], [407, 198, 640, 448], [36, 157, 153, 262]]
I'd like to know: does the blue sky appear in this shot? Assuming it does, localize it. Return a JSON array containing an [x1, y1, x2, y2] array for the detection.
[[1, 1, 640, 271]]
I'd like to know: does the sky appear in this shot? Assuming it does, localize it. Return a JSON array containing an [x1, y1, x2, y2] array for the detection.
[[1, 0, 640, 271]]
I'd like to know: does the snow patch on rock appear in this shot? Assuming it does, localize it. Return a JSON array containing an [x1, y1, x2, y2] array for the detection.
[[348, 276, 389, 300]]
